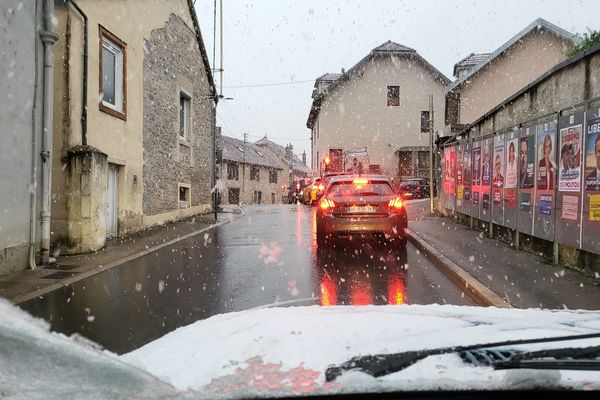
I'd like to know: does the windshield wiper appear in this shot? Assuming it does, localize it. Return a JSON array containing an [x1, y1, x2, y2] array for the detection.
[[493, 345, 600, 371], [325, 332, 600, 381]]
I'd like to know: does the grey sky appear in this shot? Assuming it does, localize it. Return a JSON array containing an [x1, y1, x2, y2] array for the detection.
[[195, 0, 597, 166]]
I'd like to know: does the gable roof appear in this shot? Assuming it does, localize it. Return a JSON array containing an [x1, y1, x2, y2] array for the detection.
[[255, 136, 311, 174], [186, 0, 217, 101], [218, 135, 282, 169], [453, 53, 491, 77], [446, 18, 576, 93], [306, 41, 450, 129]]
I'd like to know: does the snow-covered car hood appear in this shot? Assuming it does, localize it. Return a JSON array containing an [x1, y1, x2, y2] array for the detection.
[[3, 299, 600, 399], [123, 304, 600, 397]]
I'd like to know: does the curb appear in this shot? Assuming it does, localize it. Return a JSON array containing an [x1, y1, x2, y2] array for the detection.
[[406, 228, 512, 308], [12, 208, 245, 305]]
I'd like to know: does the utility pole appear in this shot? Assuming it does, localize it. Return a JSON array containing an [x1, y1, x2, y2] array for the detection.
[[428, 94, 435, 214], [219, 0, 223, 96]]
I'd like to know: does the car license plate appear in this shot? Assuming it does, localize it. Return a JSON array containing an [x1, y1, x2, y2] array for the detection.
[[348, 205, 376, 213]]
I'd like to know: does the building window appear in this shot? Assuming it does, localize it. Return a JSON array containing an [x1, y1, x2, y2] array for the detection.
[[387, 85, 400, 106], [179, 92, 191, 140], [421, 111, 430, 133], [271, 193, 276, 204], [228, 188, 240, 205], [99, 25, 126, 119], [227, 162, 239, 181], [178, 184, 190, 208], [252, 190, 262, 204], [417, 151, 430, 169], [250, 165, 260, 181], [269, 169, 277, 183]]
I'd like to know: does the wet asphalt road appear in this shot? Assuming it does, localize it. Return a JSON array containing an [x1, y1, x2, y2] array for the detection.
[[20, 202, 474, 354]]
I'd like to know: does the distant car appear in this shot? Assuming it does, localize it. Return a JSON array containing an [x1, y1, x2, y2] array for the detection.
[[397, 178, 430, 200], [316, 175, 407, 248]]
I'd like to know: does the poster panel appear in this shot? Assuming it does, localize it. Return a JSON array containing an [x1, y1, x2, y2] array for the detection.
[[443, 146, 456, 211], [462, 141, 472, 216], [480, 138, 492, 221], [491, 133, 505, 225], [503, 128, 519, 229], [471, 141, 482, 219], [517, 126, 535, 235], [533, 121, 557, 241], [582, 108, 600, 254], [555, 112, 584, 248], [456, 143, 463, 211]]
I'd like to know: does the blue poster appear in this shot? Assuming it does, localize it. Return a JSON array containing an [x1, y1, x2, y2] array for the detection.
[[539, 194, 552, 215]]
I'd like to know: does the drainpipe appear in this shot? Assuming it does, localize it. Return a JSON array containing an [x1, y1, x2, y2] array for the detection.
[[29, 1, 41, 270], [40, 0, 59, 265], [67, 0, 88, 145]]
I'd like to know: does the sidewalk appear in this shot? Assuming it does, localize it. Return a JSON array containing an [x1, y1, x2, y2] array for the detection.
[[408, 211, 600, 310], [0, 210, 242, 304]]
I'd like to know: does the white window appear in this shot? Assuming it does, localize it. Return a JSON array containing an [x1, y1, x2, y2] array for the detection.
[[179, 92, 191, 140], [101, 38, 124, 112], [178, 184, 191, 208]]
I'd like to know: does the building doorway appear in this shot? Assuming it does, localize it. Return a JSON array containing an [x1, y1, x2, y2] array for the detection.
[[106, 164, 119, 238]]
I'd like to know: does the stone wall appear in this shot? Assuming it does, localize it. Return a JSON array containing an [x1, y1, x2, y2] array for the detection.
[[142, 14, 212, 216]]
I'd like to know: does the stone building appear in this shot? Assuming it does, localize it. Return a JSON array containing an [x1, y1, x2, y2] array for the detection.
[[217, 135, 285, 205], [307, 41, 449, 180], [50, 0, 216, 255], [254, 136, 310, 189]]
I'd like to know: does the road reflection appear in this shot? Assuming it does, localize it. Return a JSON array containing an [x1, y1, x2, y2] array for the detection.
[[312, 239, 408, 306]]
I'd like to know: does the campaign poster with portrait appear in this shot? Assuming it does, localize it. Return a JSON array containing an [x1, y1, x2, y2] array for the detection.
[[584, 118, 600, 192], [457, 146, 463, 209], [536, 130, 557, 191], [519, 135, 535, 189], [492, 140, 505, 206], [505, 138, 518, 189], [481, 144, 491, 186], [463, 145, 471, 202], [558, 125, 582, 192], [472, 146, 481, 186]]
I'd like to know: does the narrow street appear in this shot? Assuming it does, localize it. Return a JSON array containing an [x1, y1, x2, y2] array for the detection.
[[19, 201, 473, 354]]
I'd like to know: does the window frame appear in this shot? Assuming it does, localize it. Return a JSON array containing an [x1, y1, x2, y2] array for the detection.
[[178, 183, 191, 209], [387, 85, 400, 107], [250, 165, 260, 181], [179, 90, 192, 141], [227, 161, 239, 181], [269, 169, 277, 184], [99, 25, 127, 120]]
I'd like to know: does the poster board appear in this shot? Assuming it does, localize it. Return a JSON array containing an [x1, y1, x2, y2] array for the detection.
[[517, 126, 536, 235], [480, 138, 492, 222], [471, 140, 482, 219], [582, 107, 600, 254], [491, 133, 506, 225], [555, 112, 584, 248], [532, 121, 557, 241], [503, 128, 519, 229]]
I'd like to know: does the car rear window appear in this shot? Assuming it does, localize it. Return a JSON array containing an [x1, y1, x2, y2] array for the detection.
[[327, 181, 394, 197]]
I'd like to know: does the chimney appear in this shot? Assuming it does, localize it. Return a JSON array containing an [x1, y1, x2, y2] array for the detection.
[[285, 144, 293, 158], [302, 151, 306, 166]]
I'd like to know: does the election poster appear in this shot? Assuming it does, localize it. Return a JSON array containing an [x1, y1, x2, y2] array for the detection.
[[561, 195, 579, 221], [536, 129, 556, 191], [558, 124, 582, 192], [492, 140, 505, 206], [519, 135, 535, 189], [472, 146, 481, 186], [584, 118, 600, 192], [463, 147, 471, 201], [505, 138, 518, 189]]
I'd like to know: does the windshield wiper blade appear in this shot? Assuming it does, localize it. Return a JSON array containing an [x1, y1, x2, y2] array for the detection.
[[493, 345, 600, 371], [325, 332, 600, 381]]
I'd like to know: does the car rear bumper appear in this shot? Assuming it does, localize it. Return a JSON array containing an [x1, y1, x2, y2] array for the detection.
[[317, 212, 407, 236]]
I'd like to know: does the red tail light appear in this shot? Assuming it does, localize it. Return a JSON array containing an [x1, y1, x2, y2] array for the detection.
[[318, 184, 325, 191], [320, 198, 336, 211], [387, 198, 404, 209]]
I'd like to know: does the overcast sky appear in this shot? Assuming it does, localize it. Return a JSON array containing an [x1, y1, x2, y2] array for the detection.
[[194, 0, 597, 165]]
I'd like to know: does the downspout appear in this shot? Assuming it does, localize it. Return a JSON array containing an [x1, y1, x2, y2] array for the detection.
[[39, 0, 59, 265], [67, 0, 88, 145], [29, 1, 41, 270]]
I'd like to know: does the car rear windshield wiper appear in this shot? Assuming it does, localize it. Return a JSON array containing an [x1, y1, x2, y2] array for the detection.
[[325, 332, 600, 381]]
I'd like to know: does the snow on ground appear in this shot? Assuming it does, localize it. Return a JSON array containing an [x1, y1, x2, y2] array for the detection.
[[123, 304, 600, 398], [0, 299, 182, 400]]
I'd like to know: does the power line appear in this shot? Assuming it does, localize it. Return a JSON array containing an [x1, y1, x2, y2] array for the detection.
[[224, 79, 314, 89]]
